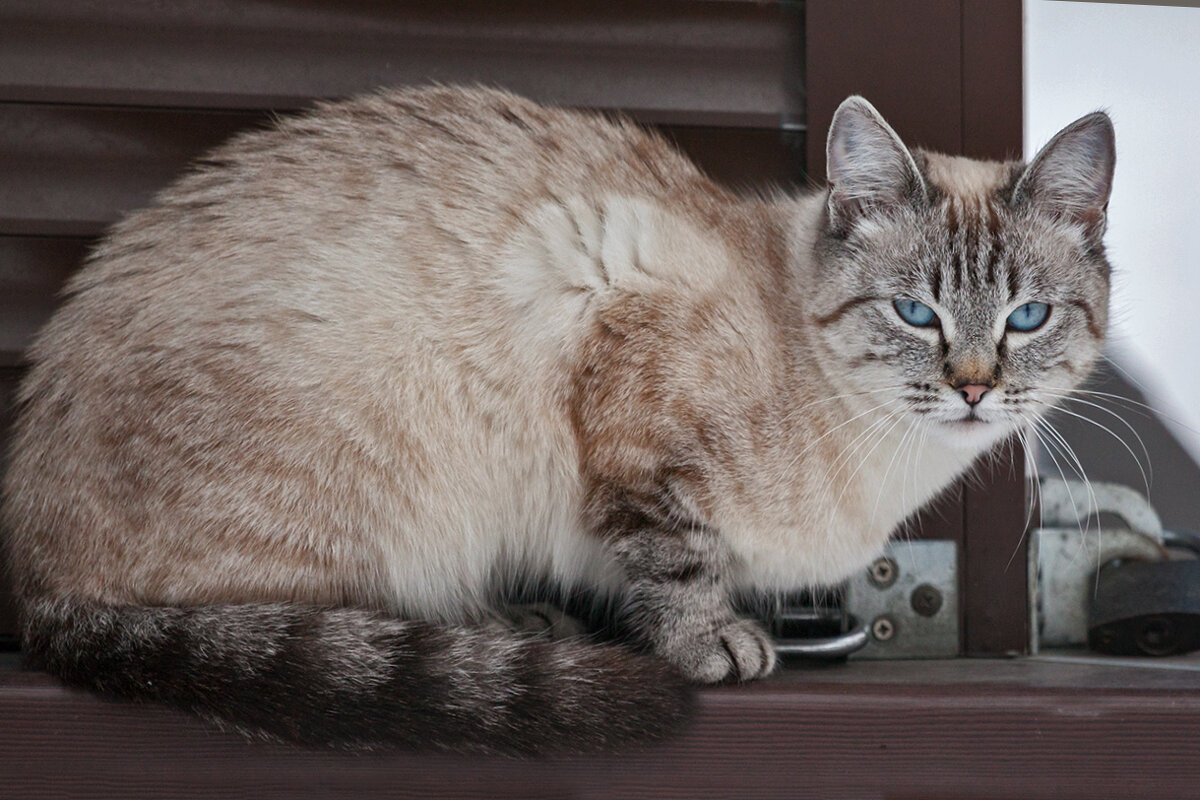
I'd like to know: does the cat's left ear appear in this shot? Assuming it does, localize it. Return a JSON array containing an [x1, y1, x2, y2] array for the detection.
[[825, 96, 927, 233], [1012, 112, 1116, 242]]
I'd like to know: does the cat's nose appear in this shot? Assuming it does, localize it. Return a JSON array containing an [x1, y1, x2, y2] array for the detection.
[[958, 384, 991, 406]]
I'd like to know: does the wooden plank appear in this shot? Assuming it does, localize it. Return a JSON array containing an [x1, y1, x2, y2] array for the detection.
[[2, 657, 1199, 799], [0, 103, 806, 238], [962, 0, 1024, 161], [804, 0, 962, 180], [0, 0, 803, 128], [0, 105, 263, 236], [0, 237, 93, 362], [964, 439, 1032, 655]]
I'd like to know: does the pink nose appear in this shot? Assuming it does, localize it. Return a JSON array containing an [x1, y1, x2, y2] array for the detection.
[[959, 384, 990, 406]]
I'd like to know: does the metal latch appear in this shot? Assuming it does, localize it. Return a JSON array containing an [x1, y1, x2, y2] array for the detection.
[[764, 540, 959, 660], [1031, 478, 1200, 656], [1030, 478, 1165, 651], [845, 540, 958, 659]]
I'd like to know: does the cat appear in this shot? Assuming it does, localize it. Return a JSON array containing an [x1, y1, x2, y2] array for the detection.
[[1, 86, 1115, 754]]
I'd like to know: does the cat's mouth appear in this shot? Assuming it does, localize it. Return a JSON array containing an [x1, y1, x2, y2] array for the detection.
[[929, 414, 1010, 450]]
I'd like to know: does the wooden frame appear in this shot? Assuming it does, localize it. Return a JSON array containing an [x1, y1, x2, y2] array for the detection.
[[807, 0, 1029, 656], [4, 655, 1200, 799]]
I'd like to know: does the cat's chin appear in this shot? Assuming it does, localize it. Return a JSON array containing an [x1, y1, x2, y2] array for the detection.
[[929, 418, 1012, 452]]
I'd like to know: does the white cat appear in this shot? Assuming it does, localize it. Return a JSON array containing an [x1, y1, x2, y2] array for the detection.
[[2, 87, 1115, 753]]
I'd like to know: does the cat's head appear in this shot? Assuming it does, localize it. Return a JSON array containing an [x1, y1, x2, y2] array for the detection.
[[808, 96, 1115, 450]]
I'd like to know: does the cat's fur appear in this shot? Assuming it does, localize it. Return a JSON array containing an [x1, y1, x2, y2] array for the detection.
[[1, 87, 1115, 753]]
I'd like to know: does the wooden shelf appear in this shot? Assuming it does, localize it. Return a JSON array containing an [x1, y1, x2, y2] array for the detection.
[[3, 654, 1199, 799]]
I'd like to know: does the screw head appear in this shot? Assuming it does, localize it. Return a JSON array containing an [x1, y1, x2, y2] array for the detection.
[[868, 557, 898, 588], [871, 615, 896, 641], [910, 584, 944, 617]]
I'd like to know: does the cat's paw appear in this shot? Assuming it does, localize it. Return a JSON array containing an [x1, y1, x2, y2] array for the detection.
[[659, 617, 777, 684]]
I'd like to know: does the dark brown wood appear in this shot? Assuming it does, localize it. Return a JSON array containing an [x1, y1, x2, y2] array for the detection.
[[963, 440, 1032, 655], [0, 237, 93, 362], [0, 0, 803, 128], [962, 0, 1024, 161], [0, 105, 265, 237], [806, 0, 1027, 654], [3, 655, 1199, 799], [805, 0, 962, 180], [0, 103, 806, 239]]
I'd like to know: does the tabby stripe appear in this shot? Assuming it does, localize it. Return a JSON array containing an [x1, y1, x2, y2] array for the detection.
[[1006, 264, 1020, 301], [1069, 298, 1103, 340], [814, 295, 874, 327]]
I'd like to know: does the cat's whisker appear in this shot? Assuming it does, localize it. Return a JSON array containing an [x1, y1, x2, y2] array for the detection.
[[1036, 393, 1151, 497], [806, 407, 903, 510], [779, 384, 909, 424], [1004, 424, 1042, 572], [1034, 418, 1104, 576], [1027, 422, 1089, 562], [807, 410, 898, 504], [1040, 386, 1200, 438], [870, 411, 921, 529], [1019, 425, 1043, 532], [1045, 418, 1108, 590], [827, 409, 911, 519], [769, 397, 902, 494], [1101, 353, 1154, 395], [906, 422, 931, 540]]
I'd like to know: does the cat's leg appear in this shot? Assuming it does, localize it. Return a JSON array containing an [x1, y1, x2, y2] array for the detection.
[[609, 528, 776, 683]]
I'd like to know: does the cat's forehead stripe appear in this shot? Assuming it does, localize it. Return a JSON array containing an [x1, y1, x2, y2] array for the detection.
[[928, 184, 1019, 300]]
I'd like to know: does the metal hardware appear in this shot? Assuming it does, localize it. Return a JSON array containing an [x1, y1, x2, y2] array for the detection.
[[771, 613, 871, 658], [868, 557, 898, 588], [845, 540, 958, 659], [910, 584, 943, 617], [1087, 559, 1200, 657], [1030, 479, 1166, 651], [871, 615, 896, 641]]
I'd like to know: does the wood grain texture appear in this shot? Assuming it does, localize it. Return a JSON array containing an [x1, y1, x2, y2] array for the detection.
[[0, 104, 805, 240], [804, 0, 962, 180], [0, 0, 803, 127], [806, 0, 1028, 655], [2, 657, 1199, 800], [962, 0, 1024, 161], [964, 439, 1032, 655], [0, 237, 94, 363]]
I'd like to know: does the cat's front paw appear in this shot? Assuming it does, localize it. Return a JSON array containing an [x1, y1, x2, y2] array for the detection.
[[658, 617, 777, 684]]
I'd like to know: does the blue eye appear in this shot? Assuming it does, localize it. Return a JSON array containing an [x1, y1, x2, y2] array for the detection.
[[893, 298, 938, 327], [1006, 302, 1050, 332]]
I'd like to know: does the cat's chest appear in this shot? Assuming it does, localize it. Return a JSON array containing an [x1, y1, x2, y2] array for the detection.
[[716, 420, 976, 590]]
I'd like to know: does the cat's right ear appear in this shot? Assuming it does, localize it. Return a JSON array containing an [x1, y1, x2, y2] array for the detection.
[[1011, 111, 1115, 243], [825, 96, 926, 234]]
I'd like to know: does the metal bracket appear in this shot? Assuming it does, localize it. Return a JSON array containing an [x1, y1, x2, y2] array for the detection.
[[1030, 478, 1165, 651], [845, 540, 959, 659]]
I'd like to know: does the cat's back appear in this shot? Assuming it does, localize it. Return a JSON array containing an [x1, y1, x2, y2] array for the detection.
[[37, 87, 726, 374], [4, 86, 740, 613]]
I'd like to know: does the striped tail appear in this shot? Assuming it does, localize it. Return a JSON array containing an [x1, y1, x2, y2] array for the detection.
[[20, 597, 693, 754]]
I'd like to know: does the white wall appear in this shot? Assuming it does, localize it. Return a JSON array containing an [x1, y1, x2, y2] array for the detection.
[[1025, 0, 1200, 463]]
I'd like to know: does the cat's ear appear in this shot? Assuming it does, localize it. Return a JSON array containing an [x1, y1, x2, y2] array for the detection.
[[825, 96, 926, 233], [1012, 112, 1115, 241]]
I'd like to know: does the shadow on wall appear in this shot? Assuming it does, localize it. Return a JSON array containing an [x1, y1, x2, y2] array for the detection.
[[1039, 356, 1200, 535]]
